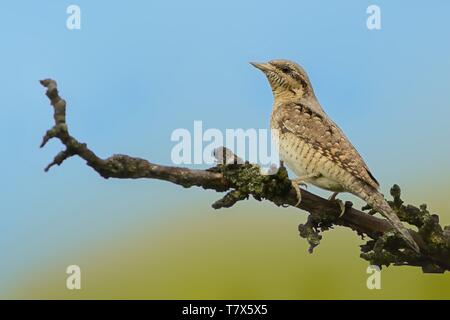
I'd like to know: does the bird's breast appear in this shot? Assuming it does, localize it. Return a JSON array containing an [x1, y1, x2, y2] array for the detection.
[[277, 132, 311, 177], [277, 132, 345, 192]]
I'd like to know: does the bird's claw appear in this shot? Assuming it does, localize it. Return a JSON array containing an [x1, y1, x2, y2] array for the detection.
[[291, 180, 305, 207], [327, 192, 346, 216], [335, 199, 346, 217]]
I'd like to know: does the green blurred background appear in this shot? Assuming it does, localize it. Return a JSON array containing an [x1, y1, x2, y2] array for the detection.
[[11, 187, 450, 299]]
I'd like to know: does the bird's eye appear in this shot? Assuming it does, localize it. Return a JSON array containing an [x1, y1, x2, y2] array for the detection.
[[280, 67, 291, 74]]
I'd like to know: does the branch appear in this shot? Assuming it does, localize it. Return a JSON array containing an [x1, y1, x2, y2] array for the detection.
[[39, 79, 450, 273]]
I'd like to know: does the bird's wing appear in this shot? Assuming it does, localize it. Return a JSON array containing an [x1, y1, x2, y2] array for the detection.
[[274, 101, 380, 189]]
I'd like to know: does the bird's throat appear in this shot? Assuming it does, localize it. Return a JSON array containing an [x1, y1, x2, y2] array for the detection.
[[272, 88, 300, 104]]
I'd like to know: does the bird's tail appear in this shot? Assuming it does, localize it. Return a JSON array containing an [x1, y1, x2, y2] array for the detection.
[[360, 188, 420, 253]]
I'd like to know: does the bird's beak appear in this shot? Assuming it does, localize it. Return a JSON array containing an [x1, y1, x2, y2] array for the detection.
[[250, 61, 273, 73]]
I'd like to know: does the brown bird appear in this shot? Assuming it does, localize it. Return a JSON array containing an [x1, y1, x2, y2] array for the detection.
[[251, 59, 419, 253]]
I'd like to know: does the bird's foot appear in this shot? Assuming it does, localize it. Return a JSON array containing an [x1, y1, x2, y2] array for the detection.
[[328, 192, 345, 217], [336, 199, 346, 217], [291, 178, 308, 207]]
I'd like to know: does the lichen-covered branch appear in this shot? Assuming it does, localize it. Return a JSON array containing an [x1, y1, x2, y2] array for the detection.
[[39, 79, 450, 273]]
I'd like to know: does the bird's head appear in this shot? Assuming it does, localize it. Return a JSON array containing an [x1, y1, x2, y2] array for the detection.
[[250, 59, 314, 100]]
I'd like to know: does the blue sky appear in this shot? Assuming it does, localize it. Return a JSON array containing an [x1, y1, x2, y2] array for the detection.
[[0, 1, 449, 295]]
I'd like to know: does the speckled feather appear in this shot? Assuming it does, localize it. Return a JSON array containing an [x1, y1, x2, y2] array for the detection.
[[271, 100, 380, 191]]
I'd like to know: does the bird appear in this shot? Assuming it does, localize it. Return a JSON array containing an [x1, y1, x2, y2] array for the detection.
[[250, 59, 420, 253]]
